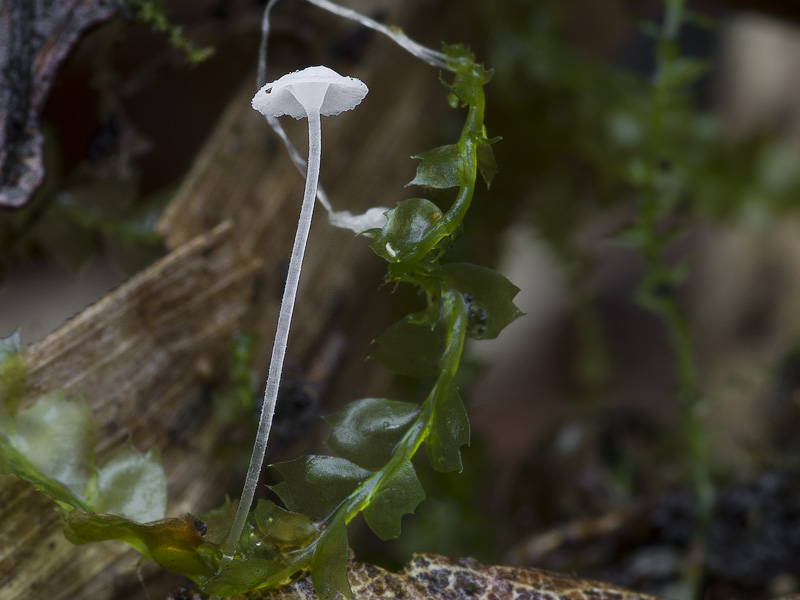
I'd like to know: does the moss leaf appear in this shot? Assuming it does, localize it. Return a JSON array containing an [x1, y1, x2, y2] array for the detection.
[[202, 556, 285, 596], [0, 331, 26, 429], [372, 313, 446, 377], [198, 497, 237, 546], [442, 44, 493, 106], [476, 141, 499, 189], [63, 511, 216, 581], [408, 144, 464, 189], [426, 382, 470, 473], [251, 499, 318, 551], [311, 520, 351, 600], [11, 393, 96, 499], [326, 398, 421, 470], [271, 456, 372, 520], [443, 263, 523, 339], [363, 461, 425, 540], [94, 441, 167, 523], [369, 198, 444, 263]]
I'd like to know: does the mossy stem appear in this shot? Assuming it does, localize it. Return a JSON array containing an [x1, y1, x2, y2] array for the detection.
[[254, 287, 468, 591], [637, 3, 714, 596], [322, 286, 468, 530]]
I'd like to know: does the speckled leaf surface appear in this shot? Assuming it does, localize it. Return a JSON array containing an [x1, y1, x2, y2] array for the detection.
[[443, 263, 523, 340], [177, 552, 670, 600]]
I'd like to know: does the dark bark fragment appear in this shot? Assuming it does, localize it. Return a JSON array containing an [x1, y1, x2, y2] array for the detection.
[[0, 0, 117, 208]]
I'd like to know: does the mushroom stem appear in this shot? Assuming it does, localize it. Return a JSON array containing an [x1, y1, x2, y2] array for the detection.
[[223, 106, 323, 557]]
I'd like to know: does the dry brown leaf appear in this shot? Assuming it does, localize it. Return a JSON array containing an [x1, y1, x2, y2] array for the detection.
[[170, 553, 668, 600]]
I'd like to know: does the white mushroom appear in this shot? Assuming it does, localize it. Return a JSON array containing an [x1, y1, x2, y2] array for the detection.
[[224, 66, 368, 556], [252, 65, 368, 119]]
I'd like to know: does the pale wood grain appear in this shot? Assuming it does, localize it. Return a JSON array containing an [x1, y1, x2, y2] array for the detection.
[[0, 222, 260, 600]]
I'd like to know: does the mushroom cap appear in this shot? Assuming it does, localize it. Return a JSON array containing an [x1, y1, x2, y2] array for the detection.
[[252, 66, 368, 119]]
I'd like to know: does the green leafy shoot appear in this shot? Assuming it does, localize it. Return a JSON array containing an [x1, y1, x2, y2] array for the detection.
[[126, 0, 214, 64], [617, 0, 715, 522]]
